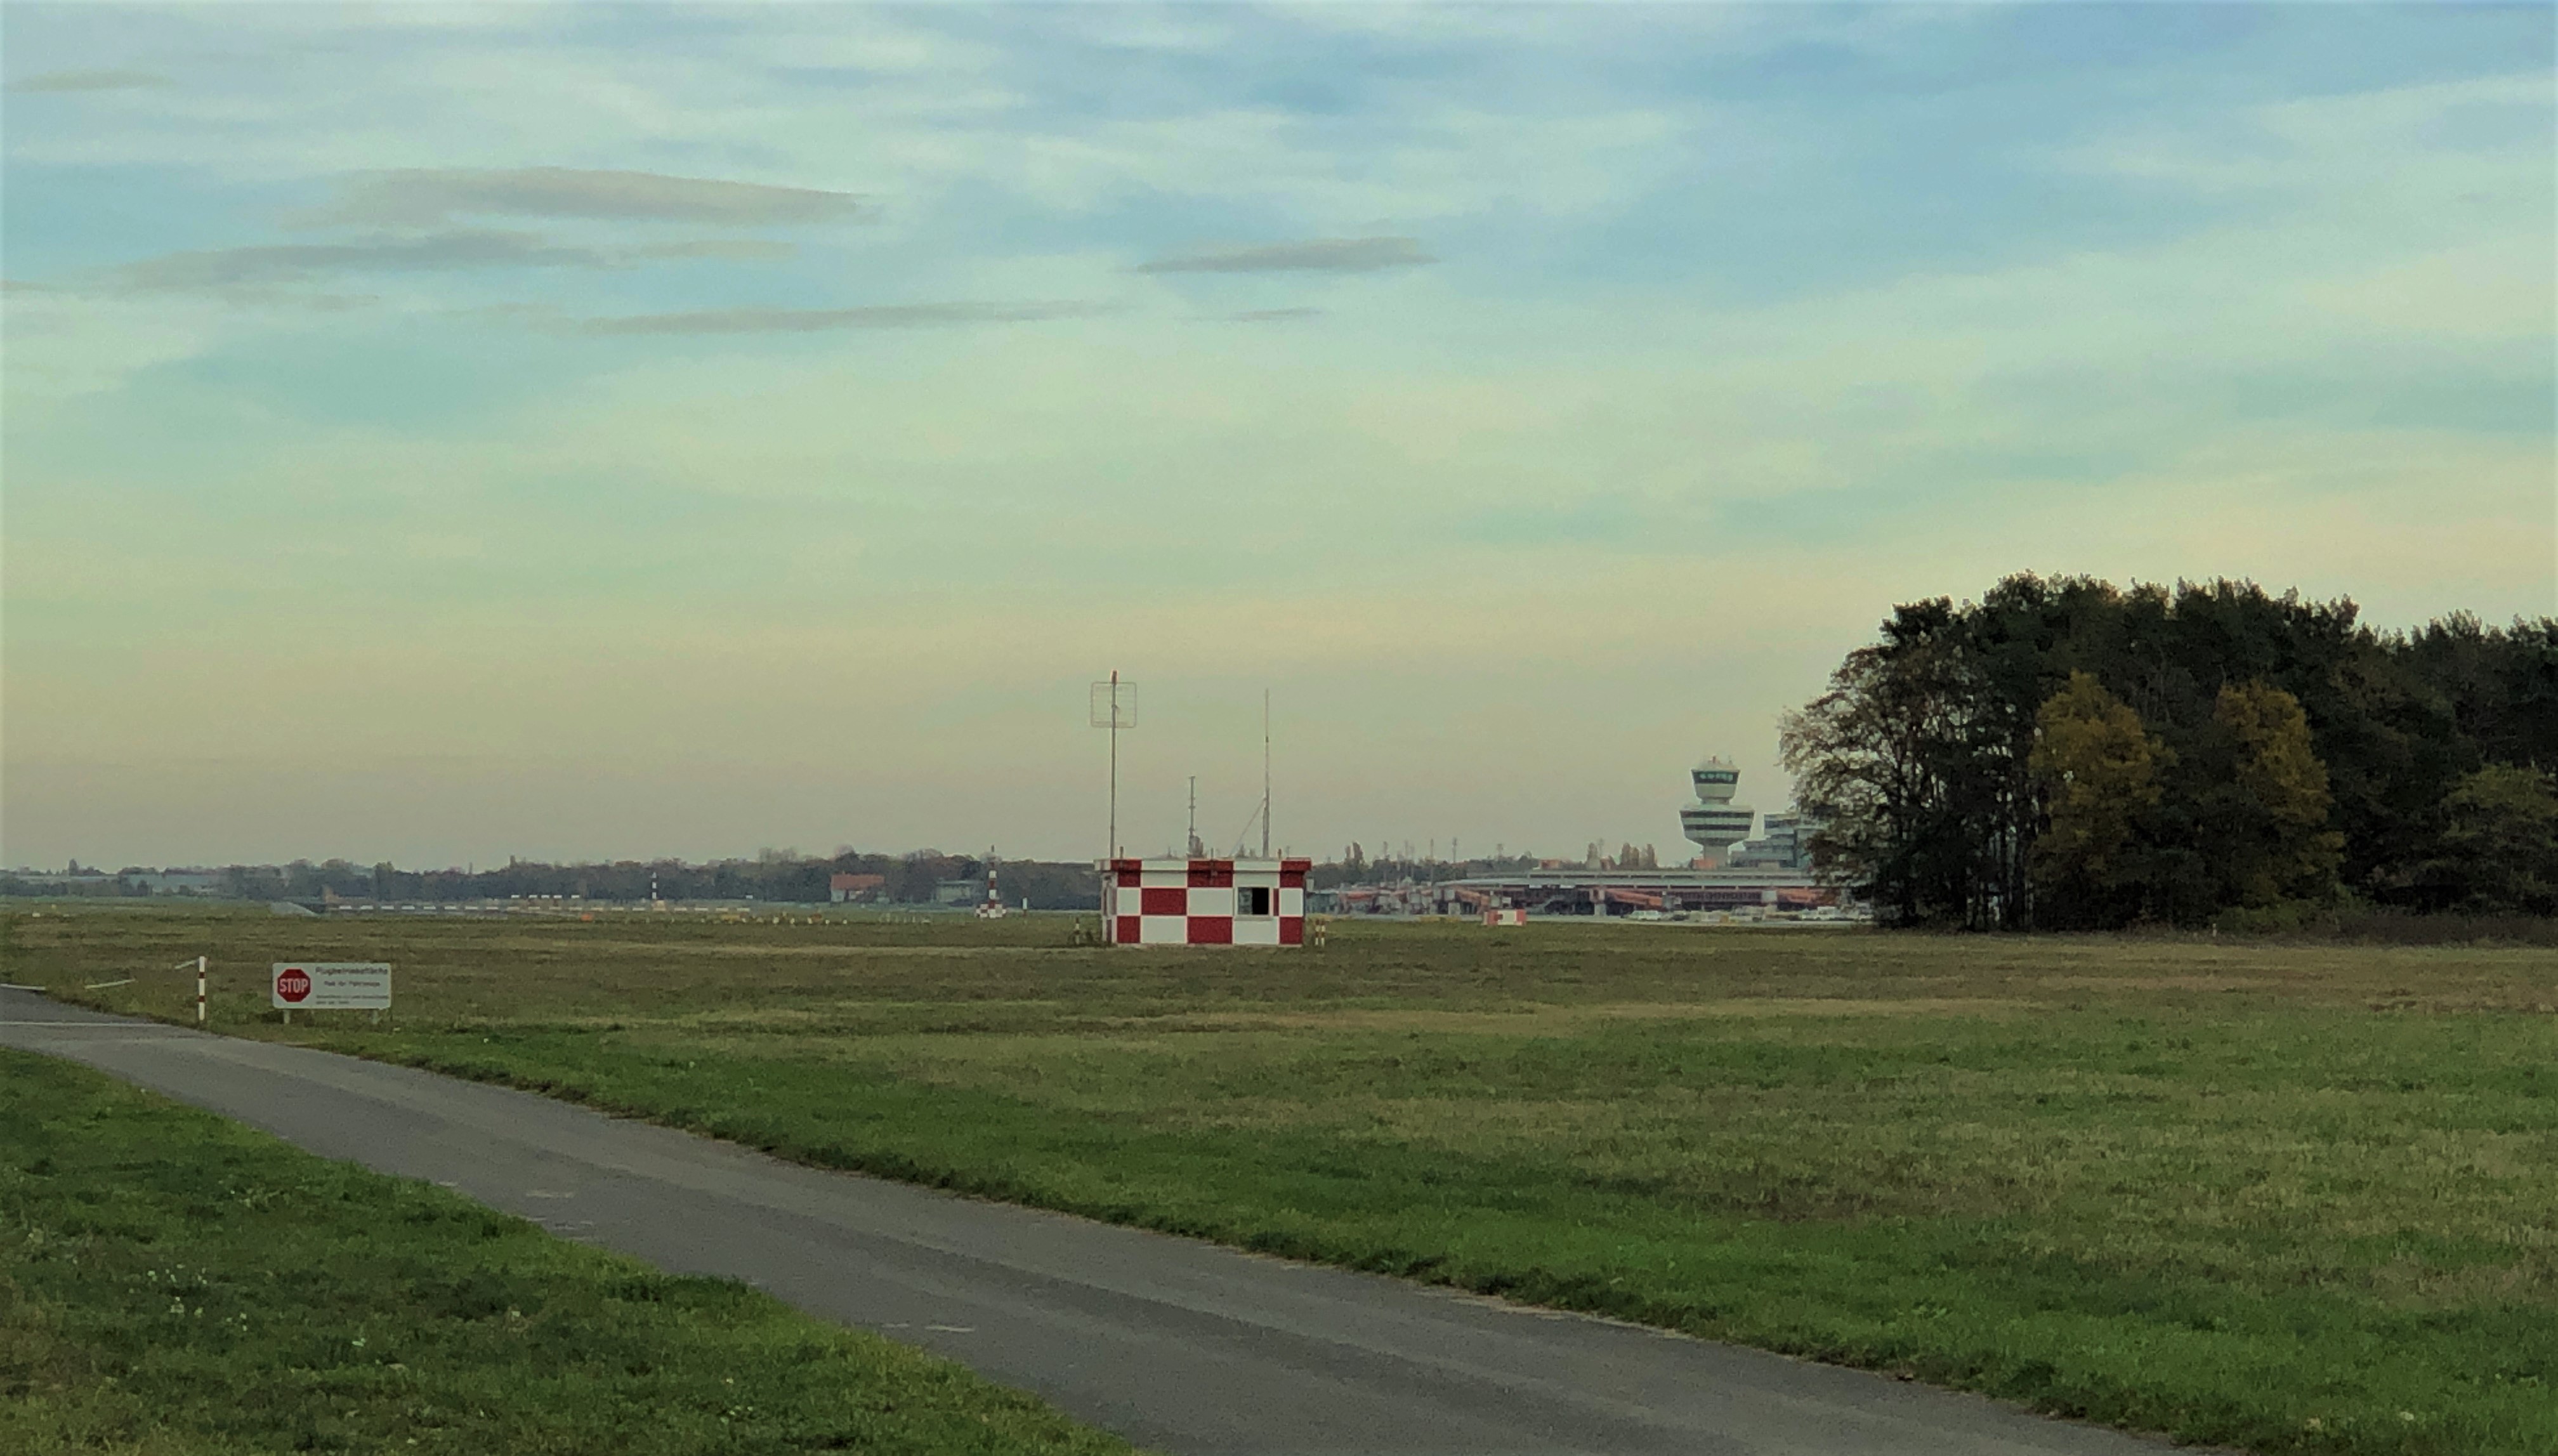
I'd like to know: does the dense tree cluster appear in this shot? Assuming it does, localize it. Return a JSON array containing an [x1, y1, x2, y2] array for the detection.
[[1779, 575, 2557, 929]]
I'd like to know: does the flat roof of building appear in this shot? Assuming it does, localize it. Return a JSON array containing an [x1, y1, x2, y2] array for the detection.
[[1442, 867, 1826, 891]]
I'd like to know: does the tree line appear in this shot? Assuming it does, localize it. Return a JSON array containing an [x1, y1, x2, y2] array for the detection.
[[1779, 575, 2556, 929], [1311, 845, 1559, 890], [2, 852, 1106, 910], [23, 848, 1585, 904]]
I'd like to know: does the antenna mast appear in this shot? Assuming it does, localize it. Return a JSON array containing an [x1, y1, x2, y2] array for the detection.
[[1090, 673, 1137, 860], [1113, 672, 1120, 857], [1261, 689, 1271, 859]]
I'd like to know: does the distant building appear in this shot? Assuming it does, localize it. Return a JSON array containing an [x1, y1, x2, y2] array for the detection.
[[1, 869, 216, 896], [829, 873, 886, 903], [1427, 865, 1833, 917], [1729, 811, 1819, 871], [1, 871, 114, 893], [1681, 760, 1823, 872], [1679, 757, 1755, 862], [1101, 857, 1311, 946]]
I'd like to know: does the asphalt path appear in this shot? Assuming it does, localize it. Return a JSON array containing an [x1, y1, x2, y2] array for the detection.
[[2, 988, 2182, 1455]]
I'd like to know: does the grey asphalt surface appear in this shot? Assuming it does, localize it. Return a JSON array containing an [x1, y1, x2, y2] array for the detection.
[[2, 988, 2182, 1455]]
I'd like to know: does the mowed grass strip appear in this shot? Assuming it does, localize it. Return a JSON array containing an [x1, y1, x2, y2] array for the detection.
[[13, 907, 2558, 1454], [0, 1049, 1132, 1456]]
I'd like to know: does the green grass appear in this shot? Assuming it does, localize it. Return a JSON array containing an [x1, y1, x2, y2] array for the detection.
[[0, 1048, 1132, 1456], [8, 905, 2557, 1453]]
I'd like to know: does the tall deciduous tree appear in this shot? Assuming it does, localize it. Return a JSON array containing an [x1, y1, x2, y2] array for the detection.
[[2028, 672, 2165, 927], [1781, 605, 1992, 926], [2197, 681, 2343, 910], [2411, 765, 2558, 914]]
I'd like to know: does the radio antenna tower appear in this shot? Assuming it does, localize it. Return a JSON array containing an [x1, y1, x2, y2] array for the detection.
[[1090, 672, 1137, 859], [1230, 691, 1277, 859]]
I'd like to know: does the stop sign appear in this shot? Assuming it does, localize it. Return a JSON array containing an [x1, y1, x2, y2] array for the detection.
[[275, 966, 312, 1003]]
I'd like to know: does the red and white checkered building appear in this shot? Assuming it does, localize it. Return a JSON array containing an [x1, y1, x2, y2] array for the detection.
[[1103, 856, 1311, 946]]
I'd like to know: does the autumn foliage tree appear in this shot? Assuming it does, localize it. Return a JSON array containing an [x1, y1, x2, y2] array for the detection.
[[2027, 672, 2165, 928], [2196, 680, 2344, 912]]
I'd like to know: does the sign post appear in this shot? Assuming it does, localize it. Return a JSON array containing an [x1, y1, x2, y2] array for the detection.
[[271, 963, 391, 1025]]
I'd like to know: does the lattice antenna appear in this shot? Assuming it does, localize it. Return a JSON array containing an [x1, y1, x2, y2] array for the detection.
[[1089, 674, 1137, 858]]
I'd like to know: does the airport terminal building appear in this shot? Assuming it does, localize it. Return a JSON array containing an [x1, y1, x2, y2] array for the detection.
[[1430, 758, 1835, 917]]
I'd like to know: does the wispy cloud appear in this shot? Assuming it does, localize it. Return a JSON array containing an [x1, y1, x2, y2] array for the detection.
[[1138, 237, 1434, 274], [629, 239, 798, 263], [296, 167, 865, 227], [1219, 307, 1324, 323], [113, 232, 601, 289], [7, 69, 174, 93], [574, 301, 1111, 335], [105, 231, 793, 291]]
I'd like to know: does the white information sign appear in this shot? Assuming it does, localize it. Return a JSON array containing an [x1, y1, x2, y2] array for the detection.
[[271, 962, 392, 1010]]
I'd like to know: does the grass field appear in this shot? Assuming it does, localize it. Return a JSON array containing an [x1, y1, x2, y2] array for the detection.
[[7, 905, 2555, 1455], [0, 1046, 1131, 1456]]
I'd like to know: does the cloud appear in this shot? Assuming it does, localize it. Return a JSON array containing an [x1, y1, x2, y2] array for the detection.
[[297, 167, 865, 227], [7, 69, 174, 93], [110, 231, 610, 289], [1218, 307, 1324, 323], [574, 301, 1112, 335], [1137, 237, 1435, 274], [104, 231, 792, 290], [629, 239, 797, 263]]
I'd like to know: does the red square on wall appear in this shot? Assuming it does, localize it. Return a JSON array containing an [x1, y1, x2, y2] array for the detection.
[[1114, 915, 1141, 945], [1186, 916, 1233, 945], [1141, 886, 1187, 915], [1279, 917, 1304, 945]]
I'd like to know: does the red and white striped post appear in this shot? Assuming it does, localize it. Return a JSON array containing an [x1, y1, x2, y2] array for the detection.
[[195, 955, 206, 1025]]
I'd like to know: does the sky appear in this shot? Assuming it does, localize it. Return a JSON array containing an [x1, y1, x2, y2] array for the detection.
[[3, 3, 2552, 872]]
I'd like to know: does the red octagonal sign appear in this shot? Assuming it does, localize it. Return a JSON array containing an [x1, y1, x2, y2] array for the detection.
[[275, 967, 312, 1003]]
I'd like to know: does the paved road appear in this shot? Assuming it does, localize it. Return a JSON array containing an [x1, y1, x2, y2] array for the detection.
[[2, 989, 2179, 1455]]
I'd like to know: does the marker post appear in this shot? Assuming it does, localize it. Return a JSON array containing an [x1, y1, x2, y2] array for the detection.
[[195, 956, 206, 1025]]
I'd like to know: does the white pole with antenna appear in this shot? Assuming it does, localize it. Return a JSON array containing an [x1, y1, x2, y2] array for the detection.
[[1261, 689, 1271, 860], [1187, 776, 1203, 859], [1091, 673, 1136, 860], [1112, 674, 1119, 856]]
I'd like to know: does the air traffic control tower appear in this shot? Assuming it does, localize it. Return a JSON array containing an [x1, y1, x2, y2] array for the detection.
[[1679, 758, 1756, 862]]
